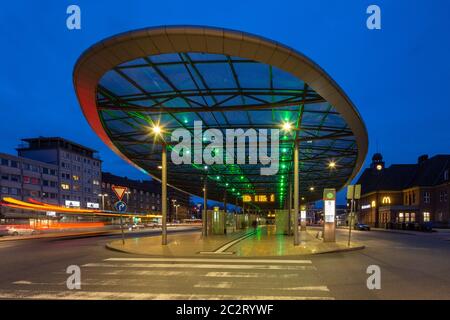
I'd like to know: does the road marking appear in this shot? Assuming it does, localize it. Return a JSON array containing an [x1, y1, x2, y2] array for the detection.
[[205, 271, 307, 278], [105, 257, 312, 264], [280, 286, 330, 292], [194, 282, 233, 289], [83, 262, 313, 270], [0, 290, 334, 300], [13, 280, 33, 285], [193, 281, 329, 292]]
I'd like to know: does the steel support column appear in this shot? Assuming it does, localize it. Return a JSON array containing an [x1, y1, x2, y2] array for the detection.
[[161, 143, 168, 245], [203, 178, 207, 237], [294, 139, 299, 245]]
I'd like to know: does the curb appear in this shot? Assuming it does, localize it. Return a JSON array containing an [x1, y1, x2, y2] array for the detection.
[[316, 245, 365, 255], [105, 229, 257, 256]]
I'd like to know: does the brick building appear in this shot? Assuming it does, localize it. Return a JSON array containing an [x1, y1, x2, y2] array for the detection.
[[357, 153, 450, 228]]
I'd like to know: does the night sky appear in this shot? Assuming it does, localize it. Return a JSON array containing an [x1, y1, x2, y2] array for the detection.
[[1, 0, 449, 205]]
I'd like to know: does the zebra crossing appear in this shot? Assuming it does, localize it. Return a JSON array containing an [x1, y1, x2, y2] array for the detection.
[[1, 256, 334, 300]]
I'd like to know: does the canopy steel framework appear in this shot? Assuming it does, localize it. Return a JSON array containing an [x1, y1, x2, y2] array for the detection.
[[73, 26, 368, 209]]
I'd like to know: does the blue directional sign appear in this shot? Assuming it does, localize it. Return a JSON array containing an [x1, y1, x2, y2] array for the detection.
[[114, 201, 127, 212]]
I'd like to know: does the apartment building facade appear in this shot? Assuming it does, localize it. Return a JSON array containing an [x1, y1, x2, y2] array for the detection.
[[17, 137, 102, 209]]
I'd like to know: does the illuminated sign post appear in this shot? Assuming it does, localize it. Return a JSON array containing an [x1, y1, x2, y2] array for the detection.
[[323, 188, 336, 242], [300, 205, 307, 231]]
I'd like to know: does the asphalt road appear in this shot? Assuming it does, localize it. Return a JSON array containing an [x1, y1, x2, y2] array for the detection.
[[0, 226, 449, 300]]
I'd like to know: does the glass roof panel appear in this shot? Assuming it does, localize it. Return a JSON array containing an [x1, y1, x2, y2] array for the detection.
[[96, 52, 360, 204]]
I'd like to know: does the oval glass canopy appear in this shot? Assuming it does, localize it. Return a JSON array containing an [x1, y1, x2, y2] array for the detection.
[[74, 26, 368, 209]]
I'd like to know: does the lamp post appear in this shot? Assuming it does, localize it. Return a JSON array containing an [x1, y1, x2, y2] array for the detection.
[[203, 171, 208, 237], [151, 124, 167, 245]]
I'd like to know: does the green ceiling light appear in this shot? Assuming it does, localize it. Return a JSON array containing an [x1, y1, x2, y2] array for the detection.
[[225, 183, 229, 186], [216, 176, 220, 180], [282, 148, 287, 153], [204, 165, 208, 170], [232, 188, 235, 192], [281, 164, 286, 169], [183, 118, 188, 124], [240, 176, 244, 180]]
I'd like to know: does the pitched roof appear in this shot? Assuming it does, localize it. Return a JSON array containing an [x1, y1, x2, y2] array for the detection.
[[357, 154, 450, 194]]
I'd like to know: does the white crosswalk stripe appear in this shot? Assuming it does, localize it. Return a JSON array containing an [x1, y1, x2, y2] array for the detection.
[[5, 256, 334, 300]]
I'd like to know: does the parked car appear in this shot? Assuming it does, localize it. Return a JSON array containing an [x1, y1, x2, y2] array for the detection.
[[5, 226, 37, 236], [354, 223, 371, 231]]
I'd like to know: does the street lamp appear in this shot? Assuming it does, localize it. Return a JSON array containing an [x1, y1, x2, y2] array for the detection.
[[282, 121, 293, 132], [150, 123, 168, 245], [98, 193, 108, 210]]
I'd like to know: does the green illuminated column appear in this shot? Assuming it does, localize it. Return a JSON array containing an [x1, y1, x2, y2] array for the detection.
[[161, 143, 167, 245], [288, 178, 292, 236]]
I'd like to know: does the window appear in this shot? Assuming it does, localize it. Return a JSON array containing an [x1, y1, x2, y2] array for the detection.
[[440, 191, 444, 202], [43, 180, 49, 187], [61, 183, 70, 190], [92, 180, 99, 185], [42, 168, 49, 174], [424, 192, 431, 204], [73, 175, 79, 181], [423, 212, 430, 222], [444, 191, 448, 202], [24, 177, 40, 185], [10, 188, 20, 196], [412, 193, 416, 204], [410, 212, 416, 222], [445, 170, 449, 181], [10, 175, 20, 182], [50, 169, 56, 175], [398, 212, 404, 223], [1, 174, 8, 180], [1, 186, 8, 194], [10, 160, 18, 168], [1, 158, 9, 166]]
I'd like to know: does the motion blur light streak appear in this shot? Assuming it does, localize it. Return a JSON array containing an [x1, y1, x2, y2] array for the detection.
[[0, 197, 162, 218]]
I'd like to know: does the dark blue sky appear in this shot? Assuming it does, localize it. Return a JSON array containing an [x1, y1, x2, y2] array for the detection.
[[1, 1, 449, 205]]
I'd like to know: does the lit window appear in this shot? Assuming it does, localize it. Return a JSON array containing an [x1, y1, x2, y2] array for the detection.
[[72, 175, 79, 181], [423, 212, 430, 222], [371, 200, 376, 207], [61, 183, 70, 190]]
